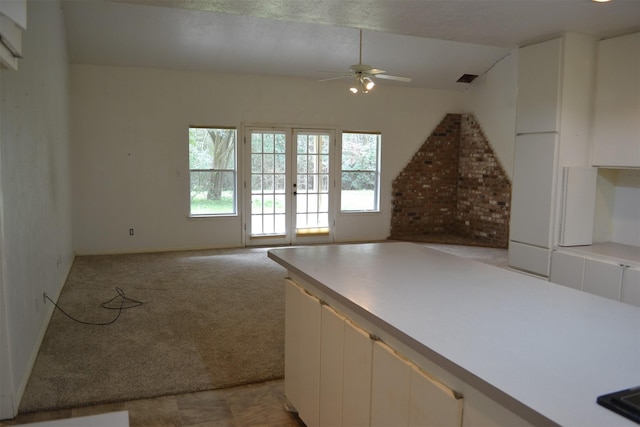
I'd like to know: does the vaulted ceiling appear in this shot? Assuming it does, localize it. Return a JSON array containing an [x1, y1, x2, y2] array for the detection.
[[61, 0, 640, 91]]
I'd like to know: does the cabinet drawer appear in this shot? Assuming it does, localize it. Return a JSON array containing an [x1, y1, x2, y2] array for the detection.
[[509, 241, 551, 277], [550, 251, 585, 290], [582, 258, 624, 301], [621, 267, 640, 307]]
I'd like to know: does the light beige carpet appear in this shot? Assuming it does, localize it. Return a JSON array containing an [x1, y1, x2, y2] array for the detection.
[[19, 247, 288, 413], [19, 242, 507, 413]]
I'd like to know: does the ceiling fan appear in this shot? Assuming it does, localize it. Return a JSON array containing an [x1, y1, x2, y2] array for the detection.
[[320, 29, 412, 93]]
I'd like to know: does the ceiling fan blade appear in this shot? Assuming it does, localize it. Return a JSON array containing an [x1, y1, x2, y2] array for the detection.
[[367, 68, 387, 75], [319, 75, 353, 82], [376, 74, 412, 83]]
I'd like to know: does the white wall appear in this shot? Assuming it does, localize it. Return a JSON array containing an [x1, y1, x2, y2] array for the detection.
[[462, 50, 518, 179], [71, 64, 463, 254], [0, 0, 74, 418]]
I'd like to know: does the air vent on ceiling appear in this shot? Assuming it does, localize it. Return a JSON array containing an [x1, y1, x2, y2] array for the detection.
[[457, 74, 478, 83]]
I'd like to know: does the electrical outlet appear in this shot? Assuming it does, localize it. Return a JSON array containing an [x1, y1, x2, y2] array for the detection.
[[129, 228, 134, 236]]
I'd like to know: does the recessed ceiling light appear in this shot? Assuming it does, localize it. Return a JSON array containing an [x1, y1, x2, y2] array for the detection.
[[592, 0, 612, 3]]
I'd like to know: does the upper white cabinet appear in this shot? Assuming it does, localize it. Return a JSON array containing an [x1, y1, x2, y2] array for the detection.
[[593, 32, 640, 168], [516, 38, 562, 134], [0, 0, 26, 70]]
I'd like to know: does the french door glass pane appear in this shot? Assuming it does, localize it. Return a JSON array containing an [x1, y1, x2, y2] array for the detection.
[[250, 131, 287, 236], [295, 133, 330, 233]]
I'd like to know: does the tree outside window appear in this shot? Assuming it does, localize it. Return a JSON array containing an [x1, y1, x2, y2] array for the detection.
[[341, 132, 381, 212], [189, 127, 237, 216]]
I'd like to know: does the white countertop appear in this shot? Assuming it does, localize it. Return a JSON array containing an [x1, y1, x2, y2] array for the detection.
[[268, 242, 640, 427]]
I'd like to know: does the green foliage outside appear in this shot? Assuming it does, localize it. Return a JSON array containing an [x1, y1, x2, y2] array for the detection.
[[190, 191, 235, 215], [341, 133, 380, 191], [189, 127, 236, 215]]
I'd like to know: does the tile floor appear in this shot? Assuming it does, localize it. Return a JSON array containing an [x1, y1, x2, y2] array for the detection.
[[0, 380, 305, 427]]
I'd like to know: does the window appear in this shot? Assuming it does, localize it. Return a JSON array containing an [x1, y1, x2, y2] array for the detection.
[[341, 132, 381, 212], [189, 127, 237, 216]]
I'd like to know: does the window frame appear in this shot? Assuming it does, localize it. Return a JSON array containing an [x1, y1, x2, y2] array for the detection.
[[188, 126, 238, 217], [340, 131, 382, 213]]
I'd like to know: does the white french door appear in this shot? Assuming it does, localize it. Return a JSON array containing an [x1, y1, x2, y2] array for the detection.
[[244, 126, 335, 246]]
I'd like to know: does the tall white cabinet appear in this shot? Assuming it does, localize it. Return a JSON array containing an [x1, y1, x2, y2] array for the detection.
[[509, 33, 597, 277]]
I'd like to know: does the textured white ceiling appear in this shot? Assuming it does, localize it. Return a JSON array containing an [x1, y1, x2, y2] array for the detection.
[[61, 0, 640, 91]]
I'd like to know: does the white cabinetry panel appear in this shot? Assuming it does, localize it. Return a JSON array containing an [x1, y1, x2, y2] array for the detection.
[[550, 251, 585, 290], [409, 366, 463, 427], [371, 341, 411, 427], [284, 279, 301, 410], [516, 38, 562, 134], [558, 167, 597, 246], [284, 279, 321, 427], [319, 305, 345, 427], [582, 258, 624, 301], [509, 240, 551, 277], [593, 32, 640, 168], [342, 319, 373, 427], [0, 0, 27, 29], [298, 288, 321, 427], [510, 134, 558, 248], [0, 0, 26, 70], [621, 267, 640, 307]]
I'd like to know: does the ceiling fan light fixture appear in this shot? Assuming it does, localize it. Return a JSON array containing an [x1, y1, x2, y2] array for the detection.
[[364, 76, 375, 90], [350, 75, 374, 94]]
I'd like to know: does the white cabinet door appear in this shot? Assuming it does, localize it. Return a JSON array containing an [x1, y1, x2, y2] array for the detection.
[[621, 267, 640, 307], [284, 279, 321, 426], [342, 319, 373, 427], [593, 32, 640, 168], [582, 258, 624, 301], [550, 251, 585, 290], [298, 287, 322, 427], [516, 38, 562, 134], [0, 0, 26, 70], [558, 167, 597, 247], [409, 365, 463, 427], [284, 279, 302, 410], [510, 133, 558, 249], [371, 341, 411, 427], [319, 305, 345, 427]]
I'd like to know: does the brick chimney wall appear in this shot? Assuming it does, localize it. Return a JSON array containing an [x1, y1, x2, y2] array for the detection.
[[390, 113, 511, 248]]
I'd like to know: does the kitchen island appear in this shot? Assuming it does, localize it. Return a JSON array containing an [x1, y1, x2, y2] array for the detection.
[[268, 242, 640, 426]]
